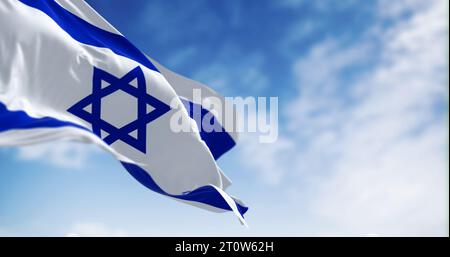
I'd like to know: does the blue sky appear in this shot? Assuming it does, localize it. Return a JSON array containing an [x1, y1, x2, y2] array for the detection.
[[0, 0, 448, 236]]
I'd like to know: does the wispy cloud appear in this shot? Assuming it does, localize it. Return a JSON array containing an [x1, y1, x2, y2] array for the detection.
[[278, 0, 361, 11], [239, 0, 448, 235], [239, 127, 295, 186], [16, 141, 100, 170], [301, 0, 449, 236]]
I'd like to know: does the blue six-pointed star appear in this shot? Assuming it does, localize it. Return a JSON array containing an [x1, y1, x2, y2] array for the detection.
[[68, 66, 170, 154]]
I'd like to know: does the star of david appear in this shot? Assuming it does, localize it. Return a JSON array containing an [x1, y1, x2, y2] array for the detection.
[[67, 66, 170, 154]]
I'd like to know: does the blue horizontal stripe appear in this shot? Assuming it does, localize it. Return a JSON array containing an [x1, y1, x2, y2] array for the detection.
[[0, 101, 247, 216], [0, 102, 86, 133], [123, 162, 248, 217], [181, 99, 236, 160], [18, 0, 158, 73]]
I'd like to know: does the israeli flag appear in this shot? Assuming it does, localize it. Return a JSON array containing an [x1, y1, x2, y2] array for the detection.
[[0, 0, 247, 225]]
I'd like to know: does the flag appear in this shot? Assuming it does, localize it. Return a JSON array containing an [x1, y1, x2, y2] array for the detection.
[[0, 0, 247, 225]]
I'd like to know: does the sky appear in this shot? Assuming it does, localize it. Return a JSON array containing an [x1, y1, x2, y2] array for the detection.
[[0, 0, 448, 236]]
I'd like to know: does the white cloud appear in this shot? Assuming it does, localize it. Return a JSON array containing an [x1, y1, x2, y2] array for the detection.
[[239, 131, 295, 186], [239, 0, 448, 235], [16, 141, 100, 170], [286, 39, 372, 136], [299, 0, 448, 236], [377, 0, 430, 19], [278, 0, 359, 10], [65, 222, 127, 237]]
